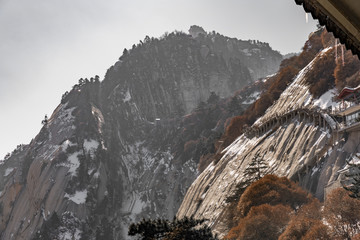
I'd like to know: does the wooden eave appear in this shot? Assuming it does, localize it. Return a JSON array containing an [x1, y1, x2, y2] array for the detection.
[[295, 0, 360, 59], [338, 85, 360, 100]]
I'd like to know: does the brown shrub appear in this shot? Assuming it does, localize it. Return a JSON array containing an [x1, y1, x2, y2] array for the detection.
[[253, 92, 273, 118], [306, 48, 336, 98], [198, 153, 214, 173], [345, 71, 360, 88], [353, 234, 360, 240], [295, 29, 324, 68], [321, 29, 335, 48], [223, 176, 328, 240], [224, 204, 291, 240], [267, 66, 299, 99], [279, 55, 298, 69], [301, 223, 330, 240], [223, 115, 247, 146], [324, 188, 360, 239], [279, 198, 330, 240], [237, 175, 310, 218], [334, 50, 360, 91]]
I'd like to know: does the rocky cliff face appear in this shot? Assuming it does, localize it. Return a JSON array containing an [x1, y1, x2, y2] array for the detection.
[[189, 25, 283, 82], [0, 27, 281, 239], [177, 46, 360, 238]]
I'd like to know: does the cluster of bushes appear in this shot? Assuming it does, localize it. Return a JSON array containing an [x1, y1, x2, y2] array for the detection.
[[128, 216, 218, 240], [306, 48, 336, 98], [224, 175, 360, 240]]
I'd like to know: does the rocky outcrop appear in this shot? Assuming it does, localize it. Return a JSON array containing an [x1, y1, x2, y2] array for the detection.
[[190, 25, 283, 82], [177, 47, 359, 238]]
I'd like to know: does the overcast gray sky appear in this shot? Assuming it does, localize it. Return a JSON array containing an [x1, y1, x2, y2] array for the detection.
[[0, 0, 317, 158]]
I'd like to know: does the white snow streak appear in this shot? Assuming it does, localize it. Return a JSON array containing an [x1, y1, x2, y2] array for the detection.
[[4, 168, 14, 177], [242, 91, 261, 104], [58, 151, 81, 176], [65, 190, 87, 204], [61, 140, 76, 152], [313, 89, 338, 110], [123, 89, 131, 102], [83, 139, 99, 157]]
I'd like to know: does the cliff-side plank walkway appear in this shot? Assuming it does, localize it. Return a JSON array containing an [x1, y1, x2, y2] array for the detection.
[[244, 107, 339, 138]]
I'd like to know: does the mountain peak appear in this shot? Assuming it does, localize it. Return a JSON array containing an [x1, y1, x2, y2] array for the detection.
[[189, 25, 206, 38]]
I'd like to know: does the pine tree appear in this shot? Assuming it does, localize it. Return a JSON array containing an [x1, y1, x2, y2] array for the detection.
[[244, 151, 268, 183], [41, 115, 48, 125], [227, 96, 242, 116], [119, 48, 128, 61], [94, 75, 100, 83], [196, 101, 207, 111], [226, 152, 268, 204], [128, 217, 218, 240], [207, 91, 219, 105]]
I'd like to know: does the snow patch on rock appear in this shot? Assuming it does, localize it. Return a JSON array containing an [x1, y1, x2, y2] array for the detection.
[[313, 89, 338, 110], [58, 151, 81, 176], [4, 168, 14, 177], [65, 190, 87, 204], [83, 139, 99, 157], [242, 91, 261, 104], [61, 140, 76, 152], [58, 228, 82, 240], [123, 89, 131, 102]]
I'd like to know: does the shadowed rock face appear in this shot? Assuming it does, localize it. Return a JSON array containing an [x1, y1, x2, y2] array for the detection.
[[0, 28, 282, 239], [177, 47, 360, 238]]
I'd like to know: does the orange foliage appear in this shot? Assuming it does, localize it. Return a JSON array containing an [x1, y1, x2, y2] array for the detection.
[[334, 50, 360, 91], [181, 139, 199, 161], [267, 66, 299, 99], [320, 29, 335, 48], [252, 93, 273, 118], [224, 116, 247, 146], [324, 188, 360, 239], [198, 153, 214, 173], [225, 204, 291, 240], [301, 224, 330, 240], [237, 175, 310, 217], [295, 29, 324, 68], [223, 177, 360, 240], [279, 199, 330, 240], [353, 234, 360, 240], [222, 177, 360, 240], [306, 48, 336, 98]]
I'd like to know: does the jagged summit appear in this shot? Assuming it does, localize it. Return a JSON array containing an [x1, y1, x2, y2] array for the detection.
[[189, 25, 206, 38]]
